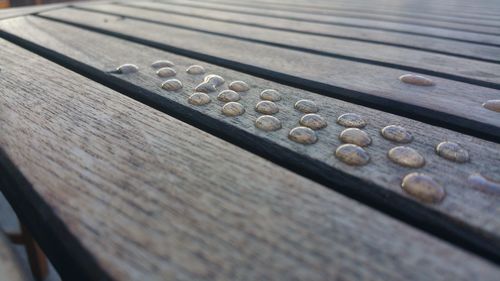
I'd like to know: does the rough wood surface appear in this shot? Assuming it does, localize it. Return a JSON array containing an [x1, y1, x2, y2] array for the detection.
[[2, 15, 500, 259], [21, 8, 500, 141], [0, 231, 29, 281], [2, 38, 500, 281]]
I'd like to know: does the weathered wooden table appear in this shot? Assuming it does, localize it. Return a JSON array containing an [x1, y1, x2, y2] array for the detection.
[[1, 0, 500, 280]]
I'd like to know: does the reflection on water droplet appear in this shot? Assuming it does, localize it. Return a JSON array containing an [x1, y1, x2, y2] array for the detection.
[[217, 90, 240, 102], [186, 65, 205, 75], [195, 74, 225, 93], [468, 173, 500, 196], [388, 146, 425, 168], [299, 114, 327, 130], [381, 125, 413, 143], [188, 92, 211, 106], [337, 113, 366, 128], [401, 173, 445, 203], [260, 89, 281, 101], [222, 102, 245, 116], [229, 81, 250, 92], [116, 64, 138, 74], [288, 127, 317, 144], [255, 101, 279, 115], [335, 144, 370, 166], [482, 100, 500, 112], [294, 99, 319, 113], [436, 141, 469, 163], [152, 60, 175, 68], [161, 79, 183, 91], [399, 74, 434, 86], [255, 115, 282, 131], [156, 67, 176, 78], [339, 128, 371, 147]]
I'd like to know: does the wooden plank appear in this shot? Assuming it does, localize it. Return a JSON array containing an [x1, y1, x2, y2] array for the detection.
[[155, 0, 500, 45], [2, 15, 500, 261], [0, 231, 29, 281], [18, 8, 500, 141], [1, 38, 499, 281], [120, 1, 500, 64]]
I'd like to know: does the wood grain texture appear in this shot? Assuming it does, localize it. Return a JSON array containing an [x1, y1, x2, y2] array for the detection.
[[2, 15, 500, 258], [20, 8, 500, 140], [0, 231, 29, 281], [2, 38, 500, 281]]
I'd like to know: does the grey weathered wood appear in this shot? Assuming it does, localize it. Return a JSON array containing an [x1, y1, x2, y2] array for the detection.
[[0, 231, 29, 281], [21, 9, 500, 135], [87, 2, 500, 83], [121, 1, 500, 63], [2, 15, 500, 251], [2, 38, 499, 281]]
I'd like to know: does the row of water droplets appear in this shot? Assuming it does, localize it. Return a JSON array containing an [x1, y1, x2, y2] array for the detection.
[[115, 63, 500, 204]]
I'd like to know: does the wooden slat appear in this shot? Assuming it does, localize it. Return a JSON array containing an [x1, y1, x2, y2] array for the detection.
[[0, 231, 29, 281], [121, 1, 500, 63], [2, 15, 500, 260], [20, 8, 500, 141], [2, 38, 499, 281]]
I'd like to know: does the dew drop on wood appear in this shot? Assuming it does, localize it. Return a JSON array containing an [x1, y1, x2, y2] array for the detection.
[[399, 74, 434, 86], [339, 128, 371, 147], [255, 115, 282, 132], [401, 173, 445, 204], [482, 100, 500, 112], [260, 89, 281, 101], [151, 60, 175, 68], [186, 65, 205, 75], [188, 92, 211, 106], [388, 146, 425, 168], [229, 81, 250, 92], [288, 126, 318, 145], [222, 102, 245, 116], [299, 114, 327, 130], [255, 101, 279, 115], [380, 125, 413, 143], [217, 90, 241, 102], [335, 144, 370, 166], [195, 74, 225, 93], [116, 64, 138, 74], [156, 67, 176, 78], [336, 113, 366, 128], [467, 173, 500, 196], [161, 79, 183, 91], [294, 99, 319, 113], [435, 141, 469, 163]]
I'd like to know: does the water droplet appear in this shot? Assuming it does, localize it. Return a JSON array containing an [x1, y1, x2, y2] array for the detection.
[[401, 173, 445, 203], [337, 113, 366, 128], [156, 67, 176, 78], [255, 115, 282, 131], [294, 99, 319, 113], [152, 60, 175, 68], [116, 64, 138, 74], [229, 81, 250, 92], [388, 146, 425, 168], [288, 127, 318, 144], [186, 65, 205, 75], [299, 114, 327, 130], [482, 100, 500, 112], [339, 128, 371, 147], [195, 74, 225, 93], [255, 101, 279, 115], [436, 141, 469, 163], [467, 173, 500, 196], [260, 89, 281, 101], [222, 102, 245, 116], [399, 74, 434, 86], [335, 144, 370, 166], [188, 92, 211, 106], [217, 90, 240, 102], [381, 125, 413, 143], [161, 79, 183, 91]]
